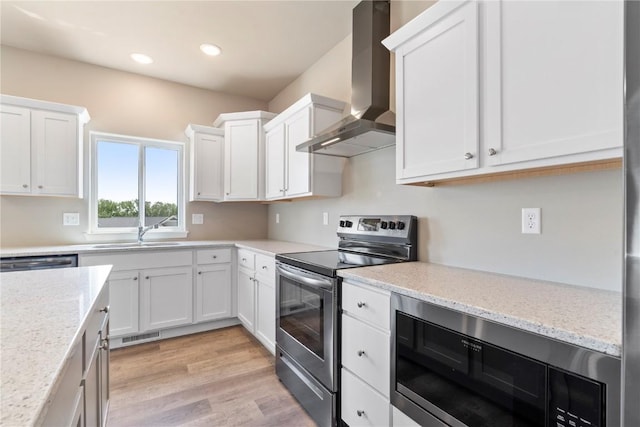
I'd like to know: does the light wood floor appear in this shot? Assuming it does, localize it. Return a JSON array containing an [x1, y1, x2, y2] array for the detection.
[[108, 326, 316, 427]]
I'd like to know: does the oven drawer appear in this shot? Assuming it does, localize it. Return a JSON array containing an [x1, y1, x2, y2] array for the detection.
[[196, 248, 232, 265], [342, 281, 390, 331], [341, 368, 391, 427], [237, 249, 255, 270], [342, 314, 390, 397]]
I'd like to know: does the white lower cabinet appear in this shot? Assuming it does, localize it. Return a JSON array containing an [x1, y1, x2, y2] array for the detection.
[[237, 266, 256, 331], [79, 247, 235, 347], [341, 281, 391, 426], [107, 271, 139, 337], [140, 266, 193, 331], [235, 249, 276, 354]]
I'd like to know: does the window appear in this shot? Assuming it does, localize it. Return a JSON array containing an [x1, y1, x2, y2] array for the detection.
[[90, 132, 185, 236]]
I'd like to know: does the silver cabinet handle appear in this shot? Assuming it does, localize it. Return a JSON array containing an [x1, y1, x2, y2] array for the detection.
[[357, 410, 365, 417], [22, 184, 28, 188], [99, 306, 109, 313], [357, 350, 365, 357], [38, 185, 43, 189], [99, 338, 109, 351], [145, 276, 150, 280], [262, 265, 267, 270], [198, 271, 202, 275], [464, 152, 474, 160], [213, 255, 217, 259], [488, 148, 497, 156], [357, 301, 366, 308], [133, 277, 138, 281], [242, 258, 247, 262]]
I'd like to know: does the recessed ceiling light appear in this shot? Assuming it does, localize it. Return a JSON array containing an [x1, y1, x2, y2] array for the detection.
[[200, 44, 222, 56], [130, 53, 153, 64]]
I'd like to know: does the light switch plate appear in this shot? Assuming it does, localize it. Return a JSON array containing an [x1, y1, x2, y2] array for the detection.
[[192, 213, 204, 225], [63, 213, 80, 226]]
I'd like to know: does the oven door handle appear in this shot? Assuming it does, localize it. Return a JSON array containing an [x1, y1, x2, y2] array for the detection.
[[277, 264, 334, 290]]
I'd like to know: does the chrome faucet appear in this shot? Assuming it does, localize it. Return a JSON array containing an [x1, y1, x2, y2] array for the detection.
[[137, 215, 177, 243]]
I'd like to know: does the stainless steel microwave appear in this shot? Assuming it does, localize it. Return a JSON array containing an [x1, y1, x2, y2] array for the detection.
[[391, 293, 621, 427]]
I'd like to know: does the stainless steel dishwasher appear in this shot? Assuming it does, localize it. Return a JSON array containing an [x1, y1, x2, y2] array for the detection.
[[0, 254, 78, 272]]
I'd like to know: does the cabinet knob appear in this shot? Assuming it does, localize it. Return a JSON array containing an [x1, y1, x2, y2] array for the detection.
[[488, 148, 497, 156], [464, 152, 474, 160], [357, 410, 365, 417], [242, 258, 247, 262], [197, 192, 201, 195], [262, 266, 267, 270], [22, 184, 28, 188], [198, 271, 202, 275], [99, 306, 109, 313], [38, 185, 43, 189], [145, 276, 150, 280], [213, 255, 217, 259], [357, 350, 366, 357], [226, 192, 230, 195], [99, 339, 109, 351], [357, 301, 366, 308], [132, 277, 138, 281]]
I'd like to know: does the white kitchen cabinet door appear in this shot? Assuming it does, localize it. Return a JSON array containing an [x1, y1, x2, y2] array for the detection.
[[237, 267, 255, 332], [392, 1, 479, 181], [31, 110, 79, 196], [224, 119, 260, 200], [255, 279, 276, 355], [483, 0, 623, 167], [195, 264, 232, 322], [265, 123, 286, 199], [107, 271, 140, 337], [140, 266, 193, 331], [284, 107, 312, 198], [0, 104, 31, 194], [190, 130, 224, 201]]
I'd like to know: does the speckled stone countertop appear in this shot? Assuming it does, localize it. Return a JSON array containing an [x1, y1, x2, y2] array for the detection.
[[0, 239, 330, 258], [339, 262, 622, 357], [1, 265, 112, 426]]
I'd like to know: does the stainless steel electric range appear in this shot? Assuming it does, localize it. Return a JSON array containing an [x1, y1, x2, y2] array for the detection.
[[275, 215, 418, 427]]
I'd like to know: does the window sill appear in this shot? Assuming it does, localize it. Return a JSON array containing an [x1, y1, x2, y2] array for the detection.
[[84, 229, 189, 243]]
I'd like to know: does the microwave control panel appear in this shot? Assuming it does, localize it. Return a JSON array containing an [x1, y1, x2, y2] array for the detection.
[[549, 366, 605, 427]]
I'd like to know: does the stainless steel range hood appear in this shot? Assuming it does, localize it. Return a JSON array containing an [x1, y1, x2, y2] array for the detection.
[[296, 0, 394, 158]]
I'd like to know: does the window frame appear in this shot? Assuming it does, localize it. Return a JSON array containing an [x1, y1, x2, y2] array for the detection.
[[89, 131, 187, 239]]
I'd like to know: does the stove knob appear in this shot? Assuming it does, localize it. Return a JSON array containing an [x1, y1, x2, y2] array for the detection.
[[345, 220, 353, 228], [339, 220, 345, 228], [388, 221, 396, 230], [380, 221, 388, 230], [397, 221, 405, 230]]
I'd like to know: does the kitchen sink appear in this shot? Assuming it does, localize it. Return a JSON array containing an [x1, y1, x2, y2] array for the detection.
[[91, 242, 183, 249]]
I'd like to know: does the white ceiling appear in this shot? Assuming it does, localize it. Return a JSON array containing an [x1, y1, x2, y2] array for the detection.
[[0, 1, 359, 101]]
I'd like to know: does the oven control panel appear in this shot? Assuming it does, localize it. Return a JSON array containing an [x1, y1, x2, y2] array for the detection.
[[337, 215, 416, 239]]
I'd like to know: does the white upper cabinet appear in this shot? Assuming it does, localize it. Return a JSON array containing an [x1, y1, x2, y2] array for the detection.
[[214, 111, 276, 201], [264, 94, 346, 201], [1, 95, 89, 197], [185, 124, 225, 202], [383, 0, 623, 185]]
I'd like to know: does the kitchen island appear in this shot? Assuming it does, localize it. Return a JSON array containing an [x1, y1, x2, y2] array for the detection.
[[1, 264, 112, 426], [339, 261, 621, 356]]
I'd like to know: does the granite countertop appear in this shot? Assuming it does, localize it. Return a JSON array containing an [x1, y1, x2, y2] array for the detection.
[[0, 239, 330, 258], [339, 262, 622, 357], [1, 265, 112, 426]]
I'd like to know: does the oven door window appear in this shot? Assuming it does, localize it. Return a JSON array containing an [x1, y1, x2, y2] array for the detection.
[[396, 312, 546, 427], [279, 275, 325, 359]]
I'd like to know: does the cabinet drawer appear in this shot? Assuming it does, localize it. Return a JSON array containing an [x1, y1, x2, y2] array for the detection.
[[341, 368, 390, 427], [342, 314, 390, 396], [80, 250, 192, 270], [342, 281, 390, 331], [237, 249, 255, 270], [255, 254, 275, 283], [196, 248, 231, 264], [85, 288, 109, 369]]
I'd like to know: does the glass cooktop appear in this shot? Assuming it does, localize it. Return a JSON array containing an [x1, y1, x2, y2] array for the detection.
[[276, 249, 402, 277]]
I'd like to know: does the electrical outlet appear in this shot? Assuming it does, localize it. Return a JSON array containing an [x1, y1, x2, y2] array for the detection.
[[521, 208, 541, 234], [276, 213, 280, 224], [192, 213, 204, 225], [63, 213, 79, 226], [323, 212, 329, 226]]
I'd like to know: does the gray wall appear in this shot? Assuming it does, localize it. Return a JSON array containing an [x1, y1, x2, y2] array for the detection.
[[268, 146, 623, 291]]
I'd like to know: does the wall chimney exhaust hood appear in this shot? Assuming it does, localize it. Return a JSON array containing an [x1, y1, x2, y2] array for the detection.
[[296, 0, 394, 158]]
